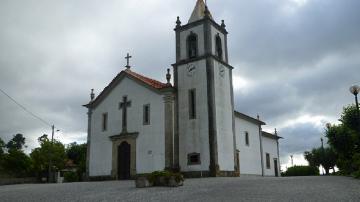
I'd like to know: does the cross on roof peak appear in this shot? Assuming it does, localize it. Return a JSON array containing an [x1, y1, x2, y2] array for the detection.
[[125, 53, 132, 69]]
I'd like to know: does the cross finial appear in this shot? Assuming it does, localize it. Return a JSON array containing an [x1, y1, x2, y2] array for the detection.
[[125, 53, 132, 69]]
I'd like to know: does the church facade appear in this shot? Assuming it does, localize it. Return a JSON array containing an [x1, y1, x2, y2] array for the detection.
[[84, 0, 282, 180]]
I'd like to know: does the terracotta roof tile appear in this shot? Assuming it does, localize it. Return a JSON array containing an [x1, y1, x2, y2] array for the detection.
[[83, 69, 173, 109], [124, 69, 171, 89]]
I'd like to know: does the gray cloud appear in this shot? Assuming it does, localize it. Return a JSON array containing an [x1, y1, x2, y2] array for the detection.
[[1, 0, 359, 165]]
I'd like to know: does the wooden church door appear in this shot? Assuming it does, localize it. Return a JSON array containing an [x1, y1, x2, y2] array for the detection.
[[118, 141, 131, 179]]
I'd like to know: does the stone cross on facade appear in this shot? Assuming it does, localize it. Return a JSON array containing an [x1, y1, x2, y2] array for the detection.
[[119, 96, 131, 133], [125, 53, 132, 69]]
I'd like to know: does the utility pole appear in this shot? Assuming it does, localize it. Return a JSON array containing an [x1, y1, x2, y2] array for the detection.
[[290, 155, 293, 167], [321, 137, 325, 175], [48, 125, 54, 183]]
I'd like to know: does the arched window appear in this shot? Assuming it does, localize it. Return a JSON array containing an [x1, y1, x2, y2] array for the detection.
[[187, 33, 198, 59], [215, 34, 223, 59]]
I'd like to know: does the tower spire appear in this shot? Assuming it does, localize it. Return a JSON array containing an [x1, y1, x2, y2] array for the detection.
[[188, 0, 213, 23]]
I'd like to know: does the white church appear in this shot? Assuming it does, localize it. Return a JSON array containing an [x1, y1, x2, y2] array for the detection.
[[84, 0, 282, 180]]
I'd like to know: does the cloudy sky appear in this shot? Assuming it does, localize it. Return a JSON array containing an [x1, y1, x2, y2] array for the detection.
[[0, 0, 359, 169]]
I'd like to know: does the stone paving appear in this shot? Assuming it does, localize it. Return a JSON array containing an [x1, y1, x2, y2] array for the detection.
[[0, 176, 359, 202]]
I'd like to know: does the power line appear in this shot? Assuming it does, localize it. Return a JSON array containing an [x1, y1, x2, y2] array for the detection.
[[0, 88, 52, 127]]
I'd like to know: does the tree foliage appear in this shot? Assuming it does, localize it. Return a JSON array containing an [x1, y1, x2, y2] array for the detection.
[[340, 105, 360, 132], [304, 147, 336, 175], [30, 134, 66, 174], [0, 134, 32, 177], [0, 133, 87, 180], [66, 142, 87, 180], [1, 149, 32, 177], [6, 133, 26, 151], [325, 104, 360, 175], [0, 137, 5, 156]]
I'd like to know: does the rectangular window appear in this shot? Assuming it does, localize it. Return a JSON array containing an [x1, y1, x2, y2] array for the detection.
[[187, 153, 201, 165], [102, 113, 108, 131], [245, 132, 249, 146], [143, 104, 150, 125], [266, 153, 271, 169], [189, 89, 196, 119]]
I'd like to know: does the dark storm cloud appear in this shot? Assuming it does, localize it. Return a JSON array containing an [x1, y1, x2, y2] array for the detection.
[[278, 122, 325, 158], [0, 0, 359, 164]]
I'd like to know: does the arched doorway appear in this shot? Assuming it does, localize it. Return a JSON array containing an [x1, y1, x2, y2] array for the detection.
[[118, 141, 131, 179]]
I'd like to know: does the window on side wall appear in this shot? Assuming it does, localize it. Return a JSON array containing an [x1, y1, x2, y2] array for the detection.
[[188, 153, 201, 165], [102, 113, 108, 131], [189, 89, 196, 119], [143, 104, 150, 125], [245, 131, 249, 146], [266, 153, 271, 169]]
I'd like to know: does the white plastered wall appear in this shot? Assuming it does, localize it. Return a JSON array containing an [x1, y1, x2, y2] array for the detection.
[[262, 136, 279, 176], [235, 117, 262, 175], [89, 76, 165, 176], [177, 60, 210, 172], [213, 61, 235, 171]]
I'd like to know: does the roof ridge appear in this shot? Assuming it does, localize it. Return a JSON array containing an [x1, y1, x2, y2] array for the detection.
[[124, 69, 171, 89], [125, 69, 168, 87]]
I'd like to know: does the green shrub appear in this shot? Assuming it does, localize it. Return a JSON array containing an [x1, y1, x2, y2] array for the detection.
[[282, 166, 319, 177], [64, 172, 79, 182], [147, 170, 184, 185], [351, 170, 360, 179]]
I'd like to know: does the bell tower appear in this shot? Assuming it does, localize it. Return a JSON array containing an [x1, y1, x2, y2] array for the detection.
[[173, 0, 237, 177]]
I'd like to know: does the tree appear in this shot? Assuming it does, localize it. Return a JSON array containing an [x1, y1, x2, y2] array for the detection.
[[2, 149, 32, 177], [66, 142, 87, 179], [6, 133, 26, 151], [0, 137, 5, 156], [321, 147, 337, 175], [1, 135, 32, 177], [0, 137, 5, 171], [325, 104, 360, 175], [340, 105, 360, 133], [304, 150, 319, 168], [304, 147, 336, 175], [30, 135, 66, 175]]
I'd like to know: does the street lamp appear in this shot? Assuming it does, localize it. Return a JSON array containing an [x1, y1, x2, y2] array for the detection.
[[349, 85, 360, 118]]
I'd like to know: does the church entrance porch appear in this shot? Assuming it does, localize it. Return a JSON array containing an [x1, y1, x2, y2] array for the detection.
[[110, 132, 138, 180], [118, 142, 131, 179]]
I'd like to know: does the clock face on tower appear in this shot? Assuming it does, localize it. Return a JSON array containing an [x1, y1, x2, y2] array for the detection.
[[187, 63, 196, 77], [219, 64, 225, 77]]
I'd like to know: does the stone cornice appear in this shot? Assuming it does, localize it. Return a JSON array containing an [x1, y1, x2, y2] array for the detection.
[[172, 54, 234, 69], [174, 18, 228, 35], [109, 132, 139, 141]]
